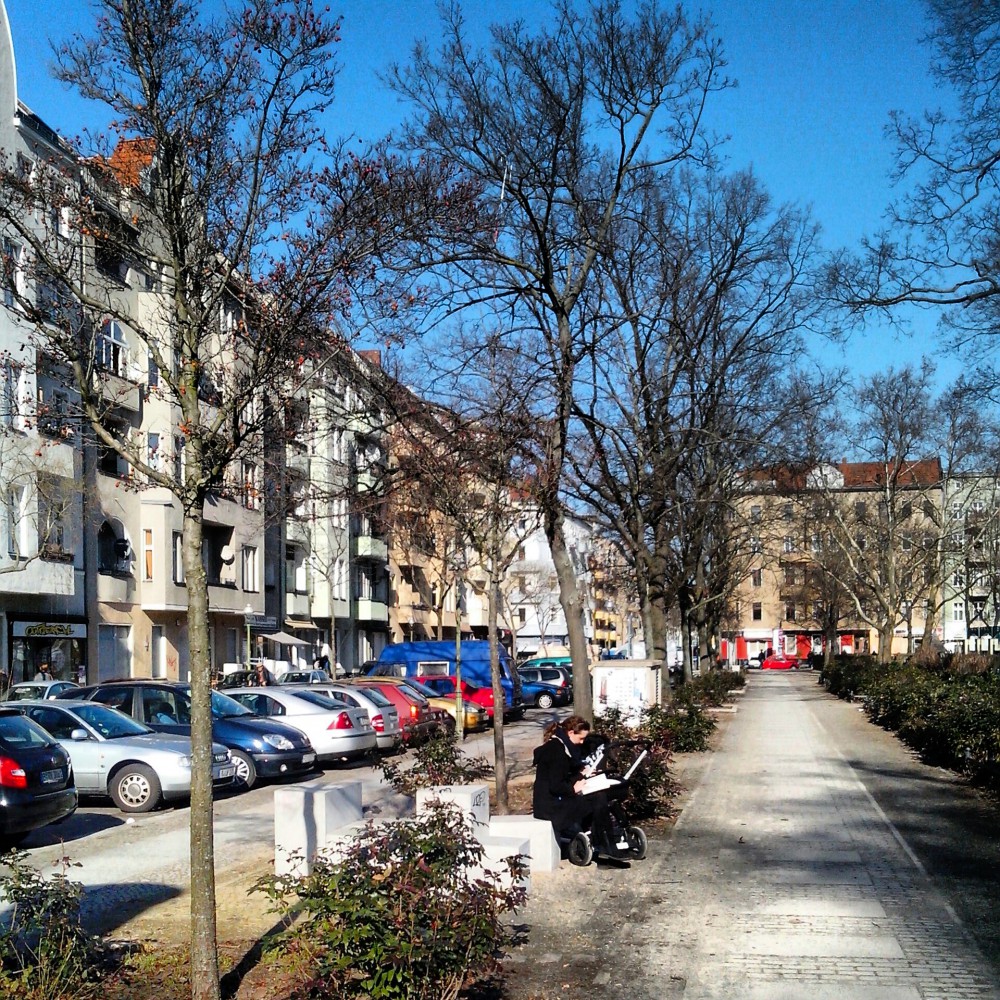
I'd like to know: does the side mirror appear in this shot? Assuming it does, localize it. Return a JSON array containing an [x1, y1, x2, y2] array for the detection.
[[70, 728, 90, 741]]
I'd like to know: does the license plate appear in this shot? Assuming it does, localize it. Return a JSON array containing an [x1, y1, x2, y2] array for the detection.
[[40, 768, 62, 784], [218, 766, 236, 779], [302, 752, 316, 764]]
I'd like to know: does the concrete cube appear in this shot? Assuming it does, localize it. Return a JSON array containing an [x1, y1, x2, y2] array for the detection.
[[274, 781, 363, 877], [489, 815, 561, 873], [415, 783, 491, 840]]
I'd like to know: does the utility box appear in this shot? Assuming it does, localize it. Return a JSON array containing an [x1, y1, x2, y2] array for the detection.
[[591, 659, 663, 725]]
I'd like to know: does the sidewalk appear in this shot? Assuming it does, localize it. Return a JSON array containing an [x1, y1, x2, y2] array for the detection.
[[504, 672, 1000, 1000]]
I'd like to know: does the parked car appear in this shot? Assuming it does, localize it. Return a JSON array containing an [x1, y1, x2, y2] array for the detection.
[[370, 640, 523, 713], [362, 675, 486, 734], [13, 699, 235, 813], [4, 680, 80, 702], [385, 677, 489, 734], [518, 655, 572, 673], [287, 682, 403, 751], [59, 680, 317, 790], [338, 678, 440, 745], [217, 667, 277, 689], [517, 676, 571, 710], [761, 655, 799, 670], [225, 687, 377, 763], [518, 665, 573, 699], [0, 708, 77, 848], [276, 668, 341, 685], [416, 674, 512, 721]]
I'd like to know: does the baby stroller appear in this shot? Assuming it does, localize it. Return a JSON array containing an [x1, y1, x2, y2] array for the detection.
[[562, 738, 648, 866]]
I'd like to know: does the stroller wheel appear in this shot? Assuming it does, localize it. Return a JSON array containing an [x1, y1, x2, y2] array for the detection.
[[567, 832, 594, 866], [626, 825, 647, 860]]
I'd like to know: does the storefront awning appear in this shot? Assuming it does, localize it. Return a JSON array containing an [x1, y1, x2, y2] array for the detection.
[[284, 619, 319, 631]]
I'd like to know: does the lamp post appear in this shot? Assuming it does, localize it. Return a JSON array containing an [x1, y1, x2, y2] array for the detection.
[[244, 604, 253, 669]]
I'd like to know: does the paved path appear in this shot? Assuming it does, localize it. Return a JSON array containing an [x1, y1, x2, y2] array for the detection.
[[507, 672, 1000, 1000]]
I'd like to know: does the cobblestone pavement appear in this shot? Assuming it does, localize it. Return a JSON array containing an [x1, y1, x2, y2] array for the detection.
[[505, 673, 1000, 1000]]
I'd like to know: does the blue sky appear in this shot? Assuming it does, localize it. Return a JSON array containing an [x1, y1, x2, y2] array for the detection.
[[5, 0, 956, 385]]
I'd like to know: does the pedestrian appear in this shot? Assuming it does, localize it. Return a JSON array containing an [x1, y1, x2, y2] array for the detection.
[[34, 662, 53, 681], [532, 715, 626, 858]]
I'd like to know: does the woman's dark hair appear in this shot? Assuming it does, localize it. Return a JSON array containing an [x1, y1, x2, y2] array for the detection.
[[542, 714, 591, 742]]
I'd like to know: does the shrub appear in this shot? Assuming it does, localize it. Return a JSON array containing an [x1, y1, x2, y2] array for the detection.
[[254, 803, 526, 1000], [379, 731, 493, 797], [0, 849, 105, 1000], [588, 706, 679, 820]]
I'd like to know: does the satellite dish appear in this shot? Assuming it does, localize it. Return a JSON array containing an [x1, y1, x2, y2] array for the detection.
[[220, 544, 235, 564]]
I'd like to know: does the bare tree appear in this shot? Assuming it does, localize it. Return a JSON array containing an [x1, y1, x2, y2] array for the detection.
[[0, 3, 446, 996], [383, 0, 730, 717]]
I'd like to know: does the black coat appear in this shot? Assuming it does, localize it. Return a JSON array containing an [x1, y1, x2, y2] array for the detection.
[[532, 731, 601, 838]]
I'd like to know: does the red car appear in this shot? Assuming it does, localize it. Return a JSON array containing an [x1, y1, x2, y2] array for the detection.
[[761, 655, 799, 670], [416, 675, 498, 720]]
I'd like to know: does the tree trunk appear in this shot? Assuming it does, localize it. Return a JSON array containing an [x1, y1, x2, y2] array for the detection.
[[546, 508, 591, 723], [489, 576, 509, 813], [182, 507, 221, 1000], [878, 622, 894, 664]]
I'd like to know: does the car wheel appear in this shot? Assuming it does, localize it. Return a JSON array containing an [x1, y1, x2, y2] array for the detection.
[[626, 825, 647, 860], [230, 749, 258, 790], [536, 692, 554, 709], [110, 763, 162, 813], [567, 831, 593, 867]]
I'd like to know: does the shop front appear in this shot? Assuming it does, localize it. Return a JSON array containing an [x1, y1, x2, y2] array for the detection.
[[9, 620, 87, 686]]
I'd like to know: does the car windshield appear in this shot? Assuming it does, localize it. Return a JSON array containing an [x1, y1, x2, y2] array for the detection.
[[396, 678, 437, 699], [208, 690, 254, 718], [0, 712, 55, 749], [290, 690, 343, 710], [397, 683, 429, 705], [353, 686, 392, 707], [5, 685, 46, 701], [68, 702, 152, 739]]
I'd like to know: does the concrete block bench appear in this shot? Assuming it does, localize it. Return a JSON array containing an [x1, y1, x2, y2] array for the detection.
[[489, 815, 561, 873], [274, 781, 363, 877]]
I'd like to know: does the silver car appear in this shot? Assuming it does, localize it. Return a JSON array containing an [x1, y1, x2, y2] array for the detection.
[[4, 680, 80, 701], [225, 687, 377, 763], [285, 682, 403, 752], [15, 700, 236, 813]]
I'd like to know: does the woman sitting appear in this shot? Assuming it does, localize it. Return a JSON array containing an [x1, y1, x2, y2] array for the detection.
[[531, 715, 627, 858]]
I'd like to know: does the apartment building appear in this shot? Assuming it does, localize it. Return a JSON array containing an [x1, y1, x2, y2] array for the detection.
[[733, 459, 945, 662]]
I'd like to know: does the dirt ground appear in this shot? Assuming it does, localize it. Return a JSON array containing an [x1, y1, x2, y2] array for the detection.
[[98, 746, 707, 1000]]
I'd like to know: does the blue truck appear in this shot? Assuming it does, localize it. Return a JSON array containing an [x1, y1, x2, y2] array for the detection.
[[368, 640, 523, 713]]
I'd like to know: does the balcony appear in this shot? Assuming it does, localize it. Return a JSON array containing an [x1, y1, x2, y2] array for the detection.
[[355, 535, 387, 561], [96, 370, 141, 413], [355, 598, 388, 622]]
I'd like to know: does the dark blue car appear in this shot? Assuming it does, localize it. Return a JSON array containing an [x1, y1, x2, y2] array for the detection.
[[59, 680, 316, 789]]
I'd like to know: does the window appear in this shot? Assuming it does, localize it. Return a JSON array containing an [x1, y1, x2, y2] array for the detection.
[[517, 545, 526, 561], [751, 568, 762, 588], [285, 545, 307, 594], [953, 569, 965, 588], [38, 487, 67, 556], [98, 423, 130, 478], [241, 461, 259, 510], [902, 533, 912, 552], [783, 566, 795, 586], [751, 602, 762, 621], [953, 602, 965, 622], [37, 387, 70, 439], [901, 501, 913, 520], [147, 432, 161, 472], [1, 360, 24, 430], [785, 603, 796, 622], [5, 486, 26, 559], [97, 320, 129, 377], [147, 348, 159, 389], [951, 502, 964, 520], [2, 237, 22, 308], [242, 545, 259, 592], [333, 557, 348, 600], [517, 606, 526, 625], [97, 522, 128, 573], [750, 536, 762, 555], [142, 529, 153, 581], [810, 534, 822, 554], [172, 531, 185, 584], [783, 535, 794, 553], [783, 502, 793, 521], [855, 501, 867, 519], [750, 505, 761, 523]]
